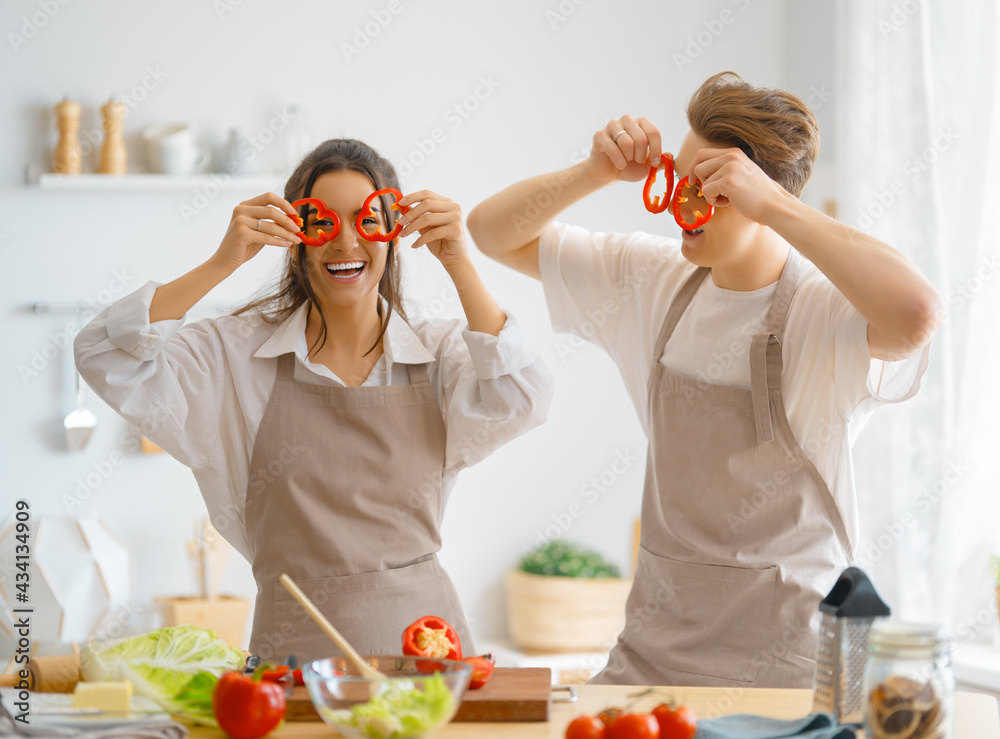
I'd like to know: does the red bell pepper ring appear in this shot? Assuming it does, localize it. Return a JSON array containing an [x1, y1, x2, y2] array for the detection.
[[671, 175, 714, 231], [402, 615, 462, 661], [260, 664, 305, 686], [642, 154, 674, 214], [356, 188, 411, 243], [462, 652, 495, 690], [290, 198, 341, 247]]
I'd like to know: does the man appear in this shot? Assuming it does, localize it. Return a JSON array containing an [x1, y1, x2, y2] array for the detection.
[[467, 72, 940, 687]]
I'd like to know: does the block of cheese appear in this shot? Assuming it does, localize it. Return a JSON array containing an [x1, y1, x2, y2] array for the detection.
[[71, 681, 133, 712]]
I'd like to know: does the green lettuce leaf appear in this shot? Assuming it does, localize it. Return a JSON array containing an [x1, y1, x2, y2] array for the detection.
[[79, 625, 242, 723], [321, 674, 455, 739]]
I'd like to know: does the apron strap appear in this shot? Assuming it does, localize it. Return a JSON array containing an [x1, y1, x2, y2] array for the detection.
[[652, 266, 711, 360], [406, 363, 430, 385], [277, 353, 296, 381], [750, 333, 783, 443], [763, 249, 801, 339], [750, 249, 802, 443]]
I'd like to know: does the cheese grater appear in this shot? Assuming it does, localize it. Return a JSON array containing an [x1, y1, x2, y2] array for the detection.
[[811, 566, 890, 725]]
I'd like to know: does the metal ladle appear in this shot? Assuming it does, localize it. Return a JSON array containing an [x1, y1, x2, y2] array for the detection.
[[64, 371, 97, 451]]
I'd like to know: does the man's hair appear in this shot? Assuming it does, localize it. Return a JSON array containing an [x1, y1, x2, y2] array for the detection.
[[686, 71, 820, 197]]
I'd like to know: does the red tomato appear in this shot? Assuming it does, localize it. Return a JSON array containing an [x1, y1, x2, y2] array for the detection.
[[462, 652, 496, 690], [566, 714, 607, 739], [606, 712, 660, 739], [652, 703, 697, 739], [212, 670, 286, 739]]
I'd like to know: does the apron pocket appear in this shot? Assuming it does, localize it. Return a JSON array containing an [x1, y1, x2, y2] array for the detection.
[[270, 558, 470, 661], [624, 545, 777, 683]]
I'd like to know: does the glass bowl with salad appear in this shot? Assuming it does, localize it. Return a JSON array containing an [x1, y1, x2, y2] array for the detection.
[[302, 655, 471, 739]]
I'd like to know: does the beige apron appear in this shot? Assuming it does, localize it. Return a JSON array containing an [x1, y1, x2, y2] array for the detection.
[[593, 252, 852, 688], [245, 352, 474, 663]]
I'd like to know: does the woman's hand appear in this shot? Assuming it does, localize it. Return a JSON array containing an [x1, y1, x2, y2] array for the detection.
[[397, 190, 469, 270], [210, 192, 302, 272], [587, 114, 665, 185]]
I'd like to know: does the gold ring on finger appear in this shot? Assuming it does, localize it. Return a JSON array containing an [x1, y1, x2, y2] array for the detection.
[[613, 130, 629, 143]]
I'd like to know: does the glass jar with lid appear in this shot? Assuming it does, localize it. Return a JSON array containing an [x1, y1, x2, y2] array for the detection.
[[863, 620, 954, 739]]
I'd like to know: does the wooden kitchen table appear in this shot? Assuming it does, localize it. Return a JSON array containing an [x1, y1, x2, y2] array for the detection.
[[187, 685, 1000, 737]]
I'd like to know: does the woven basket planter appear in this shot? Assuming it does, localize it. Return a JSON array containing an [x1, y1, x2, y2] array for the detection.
[[505, 569, 631, 652]]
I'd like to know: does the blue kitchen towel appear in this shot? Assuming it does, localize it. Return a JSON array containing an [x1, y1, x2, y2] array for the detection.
[[694, 712, 855, 739]]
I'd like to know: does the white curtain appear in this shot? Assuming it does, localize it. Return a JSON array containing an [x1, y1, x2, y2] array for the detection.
[[836, 0, 1000, 643]]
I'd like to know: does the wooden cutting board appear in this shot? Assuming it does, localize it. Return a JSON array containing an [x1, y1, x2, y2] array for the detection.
[[286, 667, 552, 722]]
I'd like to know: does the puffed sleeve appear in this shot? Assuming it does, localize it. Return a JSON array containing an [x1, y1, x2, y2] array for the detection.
[[73, 281, 226, 470], [425, 311, 554, 476]]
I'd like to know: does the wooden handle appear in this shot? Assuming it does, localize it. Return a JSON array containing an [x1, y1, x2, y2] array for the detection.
[[0, 673, 24, 688], [278, 573, 385, 679], [8, 654, 81, 693]]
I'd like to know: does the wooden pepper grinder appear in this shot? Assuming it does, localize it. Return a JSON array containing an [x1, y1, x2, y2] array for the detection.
[[99, 98, 127, 174], [53, 96, 82, 174]]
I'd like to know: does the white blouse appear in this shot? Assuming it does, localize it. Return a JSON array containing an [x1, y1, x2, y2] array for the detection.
[[74, 282, 554, 560]]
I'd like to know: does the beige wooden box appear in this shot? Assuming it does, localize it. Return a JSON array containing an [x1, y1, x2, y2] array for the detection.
[[504, 570, 632, 653], [155, 596, 250, 649]]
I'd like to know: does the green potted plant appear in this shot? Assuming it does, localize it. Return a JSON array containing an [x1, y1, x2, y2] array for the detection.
[[504, 539, 632, 652]]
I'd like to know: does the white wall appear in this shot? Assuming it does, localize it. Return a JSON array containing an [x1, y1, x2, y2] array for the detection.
[[1, 0, 837, 650]]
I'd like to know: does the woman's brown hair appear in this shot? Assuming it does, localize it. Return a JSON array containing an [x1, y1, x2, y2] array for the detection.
[[686, 71, 820, 197], [233, 138, 406, 356]]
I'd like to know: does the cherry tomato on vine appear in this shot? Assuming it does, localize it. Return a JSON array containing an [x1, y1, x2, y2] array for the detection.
[[565, 714, 607, 739], [598, 707, 624, 726], [606, 712, 660, 739], [652, 703, 697, 739]]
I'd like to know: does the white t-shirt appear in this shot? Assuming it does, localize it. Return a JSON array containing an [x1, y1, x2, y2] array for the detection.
[[538, 222, 930, 550]]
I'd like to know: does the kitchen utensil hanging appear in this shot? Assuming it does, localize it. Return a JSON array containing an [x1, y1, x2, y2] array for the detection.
[[64, 370, 97, 451]]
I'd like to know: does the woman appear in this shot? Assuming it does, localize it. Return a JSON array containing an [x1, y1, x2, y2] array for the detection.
[[467, 73, 940, 688], [75, 138, 553, 662]]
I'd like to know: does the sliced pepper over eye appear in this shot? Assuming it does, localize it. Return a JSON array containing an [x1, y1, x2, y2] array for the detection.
[[642, 154, 674, 214], [290, 198, 341, 247], [356, 187, 411, 243], [671, 175, 714, 231]]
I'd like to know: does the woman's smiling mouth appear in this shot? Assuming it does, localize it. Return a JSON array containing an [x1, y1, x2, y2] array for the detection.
[[324, 260, 367, 281]]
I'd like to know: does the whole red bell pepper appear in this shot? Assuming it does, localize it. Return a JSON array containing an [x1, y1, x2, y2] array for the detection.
[[212, 670, 286, 739], [402, 615, 462, 661], [356, 187, 411, 242], [642, 154, 674, 214], [671, 175, 714, 231], [290, 197, 341, 247]]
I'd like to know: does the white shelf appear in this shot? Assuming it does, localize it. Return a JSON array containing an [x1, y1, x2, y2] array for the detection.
[[26, 165, 282, 192]]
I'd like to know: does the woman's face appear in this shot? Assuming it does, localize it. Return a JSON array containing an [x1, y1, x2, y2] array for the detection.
[[300, 169, 391, 312]]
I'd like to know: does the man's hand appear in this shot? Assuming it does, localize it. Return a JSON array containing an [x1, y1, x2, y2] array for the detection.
[[689, 147, 786, 225], [588, 114, 666, 184]]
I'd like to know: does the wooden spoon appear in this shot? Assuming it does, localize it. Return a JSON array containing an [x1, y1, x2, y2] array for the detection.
[[278, 573, 386, 680]]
